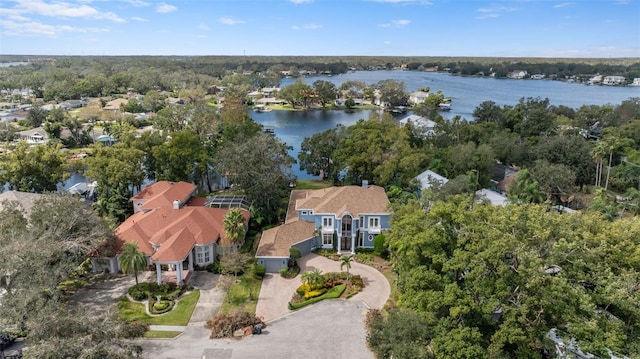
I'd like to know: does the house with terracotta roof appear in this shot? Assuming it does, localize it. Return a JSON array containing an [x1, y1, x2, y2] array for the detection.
[[91, 181, 250, 284], [256, 182, 391, 273]]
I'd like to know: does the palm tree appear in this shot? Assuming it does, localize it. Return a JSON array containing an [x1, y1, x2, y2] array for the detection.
[[223, 209, 246, 250], [301, 269, 324, 289], [340, 255, 353, 282], [592, 140, 608, 187], [118, 242, 147, 289]]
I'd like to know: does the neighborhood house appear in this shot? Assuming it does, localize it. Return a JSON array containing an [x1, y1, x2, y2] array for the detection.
[[90, 181, 250, 285], [256, 182, 391, 273]]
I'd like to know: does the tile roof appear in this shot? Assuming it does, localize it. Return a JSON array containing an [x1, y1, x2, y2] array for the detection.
[[132, 181, 197, 210], [256, 219, 316, 257], [295, 185, 390, 216], [116, 206, 249, 262]]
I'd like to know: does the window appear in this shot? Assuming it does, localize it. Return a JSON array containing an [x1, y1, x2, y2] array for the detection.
[[301, 211, 308, 215], [196, 246, 211, 265], [359, 216, 364, 228], [369, 217, 380, 228], [322, 217, 333, 228], [322, 233, 333, 246], [309, 210, 313, 214]]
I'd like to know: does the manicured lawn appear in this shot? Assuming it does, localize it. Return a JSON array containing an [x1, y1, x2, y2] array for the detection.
[[118, 290, 200, 326], [219, 272, 262, 315], [296, 179, 333, 190], [143, 331, 182, 339]]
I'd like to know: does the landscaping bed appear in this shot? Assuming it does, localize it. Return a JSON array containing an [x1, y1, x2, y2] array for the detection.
[[288, 271, 363, 310]]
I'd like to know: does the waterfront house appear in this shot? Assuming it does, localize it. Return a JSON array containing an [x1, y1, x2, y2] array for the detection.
[[256, 182, 391, 273], [602, 76, 626, 85], [399, 114, 437, 137], [91, 181, 250, 284], [409, 91, 430, 105]]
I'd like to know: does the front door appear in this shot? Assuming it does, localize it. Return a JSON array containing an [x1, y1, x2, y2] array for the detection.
[[341, 236, 351, 252]]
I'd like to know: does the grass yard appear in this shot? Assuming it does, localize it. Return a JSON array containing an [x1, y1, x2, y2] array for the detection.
[[296, 179, 333, 190], [143, 331, 182, 339], [219, 272, 263, 315], [118, 290, 200, 326]]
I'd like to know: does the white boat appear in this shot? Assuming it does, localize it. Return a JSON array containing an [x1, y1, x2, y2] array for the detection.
[[438, 103, 451, 111]]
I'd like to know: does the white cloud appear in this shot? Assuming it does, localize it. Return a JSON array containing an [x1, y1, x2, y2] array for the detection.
[[123, 0, 150, 6], [392, 19, 410, 26], [198, 23, 209, 30], [6, 0, 125, 22], [290, 0, 313, 3], [131, 16, 148, 22], [219, 17, 245, 25], [553, 2, 574, 8], [156, 2, 177, 13], [1, 19, 108, 37], [476, 5, 518, 19], [384, 41, 392, 45], [380, 19, 410, 27]]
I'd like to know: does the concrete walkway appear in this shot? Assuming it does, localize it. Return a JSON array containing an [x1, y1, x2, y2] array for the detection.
[[255, 253, 391, 322]]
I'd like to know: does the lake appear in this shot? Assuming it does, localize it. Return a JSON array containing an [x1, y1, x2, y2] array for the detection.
[[257, 70, 639, 179]]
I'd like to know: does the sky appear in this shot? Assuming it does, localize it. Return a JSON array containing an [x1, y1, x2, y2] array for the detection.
[[0, 0, 639, 58]]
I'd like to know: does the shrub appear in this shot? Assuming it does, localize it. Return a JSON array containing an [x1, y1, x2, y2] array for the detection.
[[129, 289, 148, 301], [254, 264, 266, 279], [304, 288, 327, 299], [373, 234, 387, 258], [205, 311, 266, 339], [296, 283, 311, 296], [149, 299, 174, 314], [207, 260, 222, 274], [279, 267, 288, 277]]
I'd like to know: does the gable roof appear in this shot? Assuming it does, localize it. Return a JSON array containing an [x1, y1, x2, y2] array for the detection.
[[132, 181, 197, 210], [295, 185, 390, 216], [103, 98, 128, 111], [256, 219, 316, 257], [415, 170, 449, 190], [115, 206, 250, 262]]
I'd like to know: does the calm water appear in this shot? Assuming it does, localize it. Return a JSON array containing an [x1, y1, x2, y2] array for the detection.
[[260, 70, 639, 179]]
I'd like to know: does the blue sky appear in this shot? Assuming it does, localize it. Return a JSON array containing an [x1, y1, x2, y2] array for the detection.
[[1, 0, 638, 57]]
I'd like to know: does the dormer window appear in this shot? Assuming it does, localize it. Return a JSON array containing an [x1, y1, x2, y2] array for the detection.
[[322, 217, 333, 228]]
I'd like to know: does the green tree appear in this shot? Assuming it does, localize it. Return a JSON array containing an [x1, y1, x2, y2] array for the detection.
[[279, 78, 314, 108], [152, 129, 209, 184], [339, 255, 353, 282], [376, 79, 408, 109], [312, 80, 337, 107], [223, 209, 247, 250], [26, 104, 47, 127], [118, 243, 148, 289], [508, 168, 546, 203], [298, 125, 345, 181], [301, 268, 324, 289], [219, 251, 252, 281], [214, 132, 295, 222], [0, 195, 144, 356], [0, 141, 69, 192]]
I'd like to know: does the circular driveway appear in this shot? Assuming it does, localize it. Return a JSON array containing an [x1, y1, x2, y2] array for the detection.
[[255, 253, 391, 322]]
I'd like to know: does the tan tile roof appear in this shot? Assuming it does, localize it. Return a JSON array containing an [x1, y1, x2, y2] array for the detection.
[[132, 181, 197, 210], [116, 206, 249, 262], [103, 98, 128, 111], [256, 219, 316, 257], [295, 185, 390, 216]]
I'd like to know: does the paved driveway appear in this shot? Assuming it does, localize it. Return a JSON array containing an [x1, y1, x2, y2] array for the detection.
[[139, 300, 373, 359], [255, 253, 391, 322]]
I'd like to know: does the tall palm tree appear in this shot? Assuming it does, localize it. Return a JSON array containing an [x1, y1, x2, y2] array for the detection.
[[592, 140, 608, 187], [223, 208, 246, 250], [118, 242, 147, 289], [340, 255, 353, 282]]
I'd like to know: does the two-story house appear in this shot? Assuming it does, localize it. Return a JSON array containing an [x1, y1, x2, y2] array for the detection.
[[256, 182, 391, 273]]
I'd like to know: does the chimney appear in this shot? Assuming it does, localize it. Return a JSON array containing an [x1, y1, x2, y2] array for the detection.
[[173, 200, 180, 209], [362, 180, 368, 189]]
